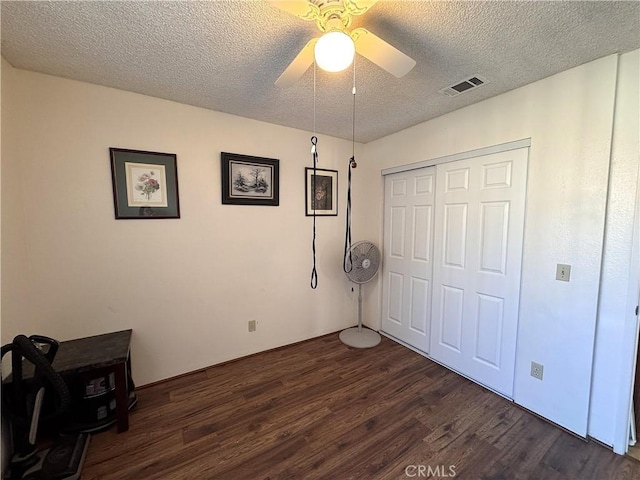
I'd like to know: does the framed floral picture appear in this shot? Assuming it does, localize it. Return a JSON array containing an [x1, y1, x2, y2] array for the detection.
[[221, 152, 279, 206], [305, 167, 338, 216], [110, 148, 180, 219]]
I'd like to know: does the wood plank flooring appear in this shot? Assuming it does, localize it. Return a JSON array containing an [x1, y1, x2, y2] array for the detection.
[[81, 334, 639, 479]]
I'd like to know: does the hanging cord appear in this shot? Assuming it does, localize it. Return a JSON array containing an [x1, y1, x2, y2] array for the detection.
[[352, 56, 356, 160], [310, 136, 319, 289], [343, 156, 356, 273], [343, 59, 357, 273], [309, 62, 319, 289]]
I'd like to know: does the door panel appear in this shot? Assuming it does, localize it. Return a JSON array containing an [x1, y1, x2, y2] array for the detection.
[[381, 167, 435, 351], [410, 277, 429, 333], [445, 167, 470, 192], [390, 206, 406, 257], [443, 204, 468, 268], [479, 202, 509, 273], [474, 293, 504, 368], [413, 205, 432, 262], [387, 272, 404, 325], [440, 285, 464, 352], [430, 148, 528, 397]]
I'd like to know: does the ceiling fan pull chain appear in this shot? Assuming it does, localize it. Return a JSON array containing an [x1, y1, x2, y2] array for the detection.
[[310, 135, 319, 290]]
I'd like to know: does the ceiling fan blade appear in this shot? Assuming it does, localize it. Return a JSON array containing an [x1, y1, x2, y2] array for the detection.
[[275, 38, 318, 88], [351, 28, 416, 78], [266, 0, 319, 21], [344, 0, 379, 16]]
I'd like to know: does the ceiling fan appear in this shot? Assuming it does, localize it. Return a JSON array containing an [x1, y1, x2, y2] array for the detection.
[[267, 0, 416, 88]]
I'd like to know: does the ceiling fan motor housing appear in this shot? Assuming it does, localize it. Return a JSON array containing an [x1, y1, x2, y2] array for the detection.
[[271, 0, 417, 87], [312, 0, 376, 31], [316, 8, 352, 31]]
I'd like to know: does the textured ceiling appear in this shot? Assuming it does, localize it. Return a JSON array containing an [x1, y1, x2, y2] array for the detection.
[[2, 1, 639, 143]]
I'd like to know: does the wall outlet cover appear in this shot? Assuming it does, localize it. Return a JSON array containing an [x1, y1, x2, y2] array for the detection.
[[531, 361, 544, 380]]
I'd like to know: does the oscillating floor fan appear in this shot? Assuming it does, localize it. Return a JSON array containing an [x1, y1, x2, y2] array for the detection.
[[340, 240, 382, 348]]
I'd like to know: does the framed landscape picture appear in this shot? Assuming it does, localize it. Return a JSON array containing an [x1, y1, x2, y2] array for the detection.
[[221, 152, 279, 206], [305, 167, 338, 216], [110, 148, 180, 219]]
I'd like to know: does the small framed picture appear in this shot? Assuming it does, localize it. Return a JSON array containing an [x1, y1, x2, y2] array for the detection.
[[110, 148, 180, 219], [221, 152, 279, 206], [305, 168, 338, 216]]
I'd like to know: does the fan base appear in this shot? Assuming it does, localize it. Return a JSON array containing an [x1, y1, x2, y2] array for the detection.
[[339, 327, 381, 349]]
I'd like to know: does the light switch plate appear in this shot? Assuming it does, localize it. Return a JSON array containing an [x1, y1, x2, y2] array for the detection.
[[556, 264, 571, 282]]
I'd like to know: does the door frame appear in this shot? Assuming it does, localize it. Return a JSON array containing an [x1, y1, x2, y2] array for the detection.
[[381, 139, 532, 176], [613, 164, 640, 454]]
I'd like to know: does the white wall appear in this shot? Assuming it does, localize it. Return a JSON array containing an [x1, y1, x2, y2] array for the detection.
[[361, 53, 638, 442], [1, 60, 34, 341], [590, 50, 640, 449], [0, 56, 9, 480], [1, 59, 362, 386]]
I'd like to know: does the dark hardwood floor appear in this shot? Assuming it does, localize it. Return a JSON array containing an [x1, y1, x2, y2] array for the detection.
[[82, 334, 639, 479]]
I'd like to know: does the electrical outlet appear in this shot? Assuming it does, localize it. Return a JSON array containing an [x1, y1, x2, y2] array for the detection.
[[530, 361, 544, 380], [248, 320, 256, 332], [556, 264, 571, 282]]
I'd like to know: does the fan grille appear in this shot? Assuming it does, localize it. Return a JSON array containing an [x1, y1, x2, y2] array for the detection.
[[345, 241, 381, 284]]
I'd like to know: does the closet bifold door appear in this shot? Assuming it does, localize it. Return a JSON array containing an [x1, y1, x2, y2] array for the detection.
[[381, 167, 435, 352], [429, 148, 528, 397]]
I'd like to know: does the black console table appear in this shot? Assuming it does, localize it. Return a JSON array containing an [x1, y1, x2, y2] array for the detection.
[[48, 329, 134, 433]]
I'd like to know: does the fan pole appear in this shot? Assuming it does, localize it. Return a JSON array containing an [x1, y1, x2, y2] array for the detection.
[[357, 284, 363, 332], [339, 282, 381, 349]]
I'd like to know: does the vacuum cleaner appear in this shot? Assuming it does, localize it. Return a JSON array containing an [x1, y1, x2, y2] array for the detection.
[[1, 334, 90, 480]]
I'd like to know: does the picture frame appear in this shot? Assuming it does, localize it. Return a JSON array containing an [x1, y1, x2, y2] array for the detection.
[[110, 148, 180, 219], [305, 167, 338, 216], [221, 152, 280, 206]]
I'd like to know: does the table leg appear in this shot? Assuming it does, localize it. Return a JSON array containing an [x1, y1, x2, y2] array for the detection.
[[113, 362, 129, 432]]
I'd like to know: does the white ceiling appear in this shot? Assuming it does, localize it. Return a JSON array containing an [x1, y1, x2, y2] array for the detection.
[[2, 1, 638, 143]]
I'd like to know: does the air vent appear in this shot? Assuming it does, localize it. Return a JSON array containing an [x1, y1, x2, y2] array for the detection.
[[439, 75, 489, 97]]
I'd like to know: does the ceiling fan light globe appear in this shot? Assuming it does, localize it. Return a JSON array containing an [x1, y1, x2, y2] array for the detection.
[[314, 31, 355, 72]]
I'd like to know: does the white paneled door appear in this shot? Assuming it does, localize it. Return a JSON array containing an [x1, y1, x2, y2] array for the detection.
[[381, 167, 435, 352], [430, 149, 528, 397]]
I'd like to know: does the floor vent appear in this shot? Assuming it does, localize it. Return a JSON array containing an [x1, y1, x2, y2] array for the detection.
[[439, 75, 489, 97]]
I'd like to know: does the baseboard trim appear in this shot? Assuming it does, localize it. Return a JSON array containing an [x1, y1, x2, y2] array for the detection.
[[137, 330, 342, 390]]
